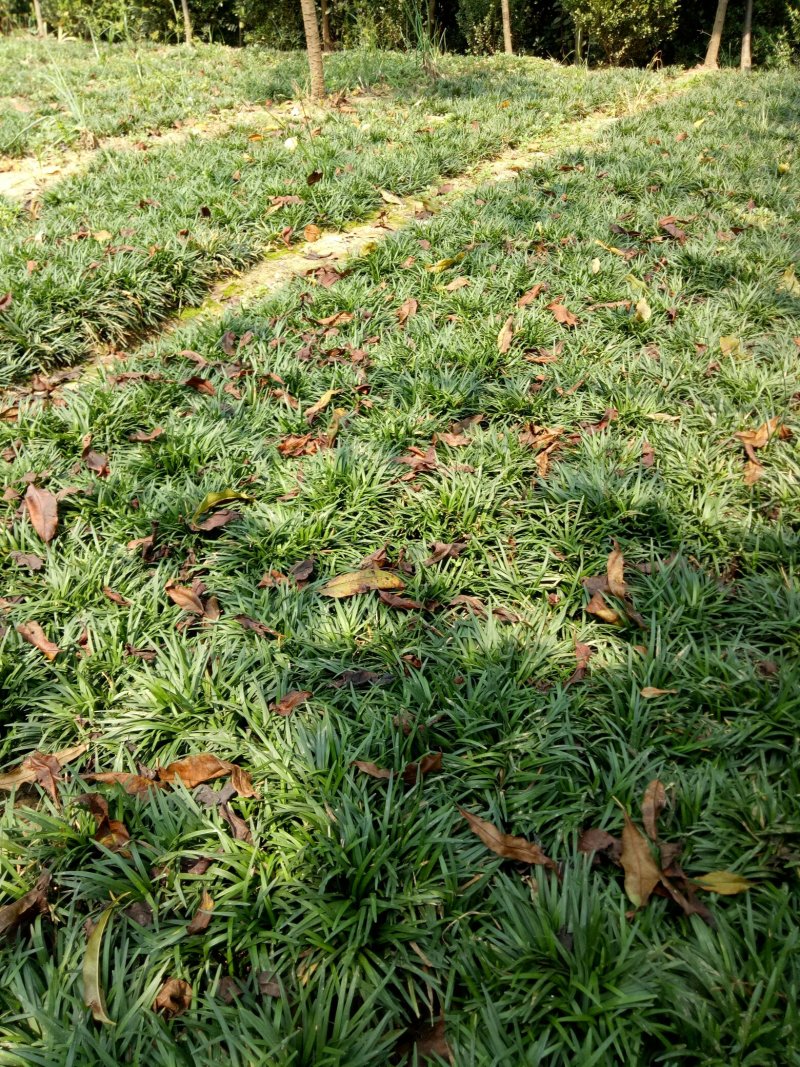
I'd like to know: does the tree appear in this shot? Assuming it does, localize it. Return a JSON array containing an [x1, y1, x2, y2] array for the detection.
[[299, 0, 325, 100], [31, 0, 46, 36], [740, 0, 753, 70], [703, 0, 729, 68], [321, 0, 333, 52], [180, 0, 193, 44], [500, 0, 513, 53]]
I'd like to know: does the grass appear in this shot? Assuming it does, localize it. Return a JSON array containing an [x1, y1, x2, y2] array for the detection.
[[1, 62, 799, 1066], [0, 45, 664, 384]]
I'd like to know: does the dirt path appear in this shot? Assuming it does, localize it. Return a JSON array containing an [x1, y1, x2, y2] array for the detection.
[[1, 70, 705, 411]]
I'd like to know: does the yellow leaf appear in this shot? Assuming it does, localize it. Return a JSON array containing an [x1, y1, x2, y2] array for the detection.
[[694, 871, 754, 895], [190, 489, 253, 527], [595, 239, 626, 257], [778, 266, 800, 297], [693, 118, 706, 129], [635, 297, 652, 323], [777, 162, 791, 174], [304, 389, 339, 425], [426, 253, 465, 274], [719, 335, 744, 357], [590, 257, 601, 274], [640, 687, 677, 698], [83, 909, 115, 1025], [321, 567, 406, 598], [379, 188, 404, 206], [92, 230, 113, 243]]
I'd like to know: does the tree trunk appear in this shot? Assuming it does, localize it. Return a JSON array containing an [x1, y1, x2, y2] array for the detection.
[[299, 0, 325, 100], [740, 0, 753, 71], [703, 0, 729, 68], [574, 25, 583, 63], [320, 0, 333, 52], [31, 0, 46, 36], [180, 0, 193, 44], [500, 0, 512, 54], [427, 0, 436, 40]]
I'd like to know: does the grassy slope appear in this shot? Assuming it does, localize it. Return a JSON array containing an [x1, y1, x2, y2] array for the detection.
[[0, 51, 658, 384], [1, 70, 799, 1065]]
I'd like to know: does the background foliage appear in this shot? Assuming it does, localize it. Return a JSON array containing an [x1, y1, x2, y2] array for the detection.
[[1, 0, 799, 65]]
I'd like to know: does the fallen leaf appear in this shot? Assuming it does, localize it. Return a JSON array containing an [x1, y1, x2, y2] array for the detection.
[[321, 567, 405, 598], [641, 780, 666, 841], [16, 621, 61, 661], [269, 690, 312, 716], [0, 744, 87, 792], [0, 872, 50, 939], [460, 809, 557, 871], [585, 591, 622, 625], [444, 277, 470, 291], [425, 541, 467, 566], [128, 427, 164, 443], [578, 828, 622, 865], [186, 890, 214, 934], [233, 614, 281, 639], [330, 669, 393, 689], [103, 587, 131, 606], [157, 754, 234, 789], [165, 582, 205, 615], [517, 283, 546, 307], [619, 808, 661, 907], [396, 297, 418, 324], [734, 417, 783, 462], [190, 489, 253, 529], [379, 188, 404, 205], [743, 460, 764, 485], [153, 978, 192, 1019], [352, 760, 392, 780], [303, 223, 321, 243], [634, 297, 652, 323], [10, 552, 43, 571], [547, 301, 580, 327], [693, 871, 753, 895], [396, 1017, 453, 1065], [497, 316, 514, 353], [640, 687, 677, 698], [83, 908, 115, 1025], [24, 485, 58, 543], [77, 793, 130, 852], [305, 389, 338, 424], [565, 641, 593, 687], [184, 375, 215, 395], [86, 772, 161, 797], [607, 542, 628, 599], [378, 590, 424, 611]]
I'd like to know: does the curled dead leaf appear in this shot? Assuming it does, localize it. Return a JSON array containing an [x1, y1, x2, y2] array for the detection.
[[641, 779, 666, 841], [16, 621, 61, 660], [153, 977, 192, 1019]]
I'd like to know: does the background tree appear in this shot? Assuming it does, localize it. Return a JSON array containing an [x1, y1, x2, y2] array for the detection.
[[740, 0, 754, 69], [703, 0, 729, 67], [320, 0, 333, 51], [500, 0, 512, 52], [180, 0, 193, 43], [31, 0, 45, 35], [299, 0, 325, 99]]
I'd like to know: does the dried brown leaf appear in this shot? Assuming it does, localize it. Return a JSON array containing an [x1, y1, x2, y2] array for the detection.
[[270, 690, 312, 716], [460, 808, 557, 871], [153, 978, 192, 1019], [641, 779, 666, 841], [620, 808, 661, 907], [24, 485, 58, 543], [16, 621, 61, 660]]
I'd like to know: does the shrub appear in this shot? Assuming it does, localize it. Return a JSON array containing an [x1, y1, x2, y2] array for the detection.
[[562, 0, 679, 64]]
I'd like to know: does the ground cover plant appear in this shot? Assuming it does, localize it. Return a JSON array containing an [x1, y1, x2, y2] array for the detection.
[[1, 66, 799, 1065], [0, 47, 664, 386], [0, 39, 430, 159]]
